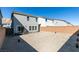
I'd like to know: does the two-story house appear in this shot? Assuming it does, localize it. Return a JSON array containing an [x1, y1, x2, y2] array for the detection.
[[11, 11, 73, 35], [11, 12, 40, 35]]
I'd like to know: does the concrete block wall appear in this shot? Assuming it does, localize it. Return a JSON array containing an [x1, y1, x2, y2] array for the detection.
[[40, 26, 79, 34]]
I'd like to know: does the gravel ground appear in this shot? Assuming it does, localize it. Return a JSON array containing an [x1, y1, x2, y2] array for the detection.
[[20, 32, 71, 52], [1, 32, 79, 52]]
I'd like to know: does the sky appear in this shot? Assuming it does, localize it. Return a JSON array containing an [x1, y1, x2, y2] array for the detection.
[[0, 7, 79, 25]]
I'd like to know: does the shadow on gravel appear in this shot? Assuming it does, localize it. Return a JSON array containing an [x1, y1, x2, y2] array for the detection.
[[58, 30, 79, 52], [0, 36, 37, 52]]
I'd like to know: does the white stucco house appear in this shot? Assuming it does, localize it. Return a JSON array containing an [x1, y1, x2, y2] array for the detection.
[[38, 17, 73, 27], [38, 17, 47, 27], [11, 12, 40, 34]]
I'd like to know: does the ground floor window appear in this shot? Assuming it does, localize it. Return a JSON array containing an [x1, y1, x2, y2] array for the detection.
[[18, 27, 21, 31], [32, 26, 34, 30], [35, 26, 37, 30], [18, 26, 24, 32], [29, 26, 31, 30], [29, 26, 37, 31]]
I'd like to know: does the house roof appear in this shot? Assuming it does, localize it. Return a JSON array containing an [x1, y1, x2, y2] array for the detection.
[[11, 11, 73, 26], [12, 11, 38, 18], [50, 19, 73, 26], [37, 16, 73, 26]]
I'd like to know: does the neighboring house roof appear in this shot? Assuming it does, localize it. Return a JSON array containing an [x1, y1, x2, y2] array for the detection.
[[50, 19, 73, 26], [2, 18, 12, 24], [38, 16, 73, 26]]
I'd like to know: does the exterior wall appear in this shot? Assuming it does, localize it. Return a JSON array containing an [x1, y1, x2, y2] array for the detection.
[[1, 35, 37, 52], [40, 26, 79, 34], [11, 15, 23, 34], [46, 20, 54, 26], [0, 27, 5, 48], [38, 17, 47, 27], [12, 14, 39, 34]]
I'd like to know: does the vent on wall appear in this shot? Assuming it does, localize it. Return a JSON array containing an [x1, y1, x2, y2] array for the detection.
[[18, 39, 20, 43]]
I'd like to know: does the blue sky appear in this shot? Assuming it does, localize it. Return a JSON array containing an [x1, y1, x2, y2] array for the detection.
[[0, 7, 79, 25]]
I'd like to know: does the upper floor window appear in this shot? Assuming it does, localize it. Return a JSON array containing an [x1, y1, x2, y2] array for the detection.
[[46, 18, 47, 22], [27, 16, 29, 21], [36, 18, 38, 22]]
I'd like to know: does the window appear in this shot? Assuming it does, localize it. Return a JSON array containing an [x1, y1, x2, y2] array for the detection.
[[36, 18, 38, 22], [46, 18, 47, 22], [29, 26, 31, 30], [29, 26, 37, 30], [21, 27, 24, 32], [18, 26, 24, 32], [18, 27, 21, 31], [27, 16, 29, 21], [35, 26, 37, 30], [32, 26, 34, 30]]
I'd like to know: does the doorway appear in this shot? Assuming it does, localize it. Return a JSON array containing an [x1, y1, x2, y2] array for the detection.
[[38, 24, 41, 32]]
